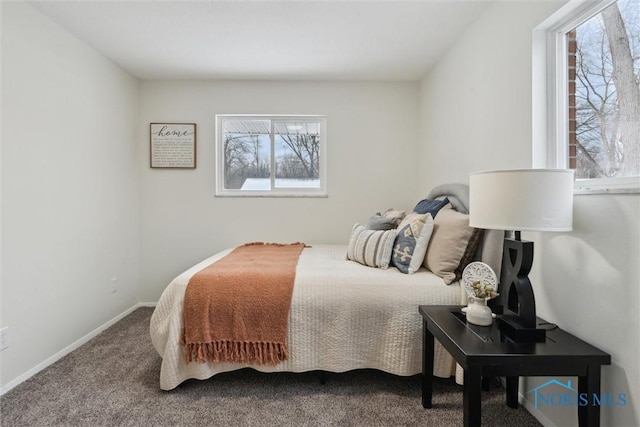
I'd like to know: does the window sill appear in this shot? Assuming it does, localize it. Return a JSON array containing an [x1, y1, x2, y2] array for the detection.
[[574, 181, 640, 195], [215, 192, 328, 198]]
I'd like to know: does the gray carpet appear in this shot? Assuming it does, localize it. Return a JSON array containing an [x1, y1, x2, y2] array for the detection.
[[0, 307, 541, 426]]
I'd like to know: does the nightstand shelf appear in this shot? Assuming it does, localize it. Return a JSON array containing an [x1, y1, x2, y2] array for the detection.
[[419, 305, 611, 427]]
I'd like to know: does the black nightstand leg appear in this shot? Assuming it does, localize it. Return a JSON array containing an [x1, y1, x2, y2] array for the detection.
[[463, 366, 482, 427], [579, 365, 602, 427], [422, 318, 434, 409], [506, 376, 519, 408]]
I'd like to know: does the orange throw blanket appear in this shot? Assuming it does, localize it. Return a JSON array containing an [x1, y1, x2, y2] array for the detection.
[[181, 242, 306, 365]]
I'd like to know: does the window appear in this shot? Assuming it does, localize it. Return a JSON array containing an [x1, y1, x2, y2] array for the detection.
[[533, 0, 640, 193], [215, 115, 327, 197]]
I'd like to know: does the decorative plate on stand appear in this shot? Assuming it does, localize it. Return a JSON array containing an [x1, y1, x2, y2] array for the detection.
[[461, 262, 498, 315]]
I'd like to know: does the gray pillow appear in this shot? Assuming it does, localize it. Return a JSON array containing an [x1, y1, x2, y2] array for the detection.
[[426, 183, 470, 214], [366, 214, 398, 230], [366, 208, 405, 230]]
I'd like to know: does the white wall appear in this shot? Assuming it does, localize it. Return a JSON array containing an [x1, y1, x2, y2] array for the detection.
[[532, 194, 639, 427], [1, 2, 140, 390], [419, 2, 639, 426], [139, 80, 419, 301]]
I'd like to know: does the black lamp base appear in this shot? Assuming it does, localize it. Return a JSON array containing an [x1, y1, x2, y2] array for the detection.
[[498, 235, 547, 343], [496, 312, 546, 342]]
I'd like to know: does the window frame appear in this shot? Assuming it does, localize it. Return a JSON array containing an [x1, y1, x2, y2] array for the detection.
[[215, 114, 328, 197], [532, 0, 640, 194]]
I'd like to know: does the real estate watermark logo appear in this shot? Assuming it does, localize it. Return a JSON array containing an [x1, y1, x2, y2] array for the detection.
[[526, 379, 627, 409]]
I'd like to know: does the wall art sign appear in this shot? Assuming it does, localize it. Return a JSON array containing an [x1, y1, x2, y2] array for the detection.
[[150, 123, 196, 168]]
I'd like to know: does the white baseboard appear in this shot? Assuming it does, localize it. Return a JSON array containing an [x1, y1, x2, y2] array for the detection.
[[520, 391, 558, 427], [0, 302, 154, 396], [138, 302, 157, 308]]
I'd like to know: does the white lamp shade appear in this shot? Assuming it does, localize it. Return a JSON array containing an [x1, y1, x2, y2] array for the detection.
[[469, 169, 574, 232]]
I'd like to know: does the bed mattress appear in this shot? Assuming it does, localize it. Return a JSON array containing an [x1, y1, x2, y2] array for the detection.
[[150, 244, 466, 390]]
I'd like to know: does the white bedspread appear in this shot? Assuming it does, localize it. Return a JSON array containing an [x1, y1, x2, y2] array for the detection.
[[150, 244, 466, 390]]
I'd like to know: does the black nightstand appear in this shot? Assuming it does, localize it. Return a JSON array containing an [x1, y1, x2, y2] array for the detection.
[[419, 305, 611, 427]]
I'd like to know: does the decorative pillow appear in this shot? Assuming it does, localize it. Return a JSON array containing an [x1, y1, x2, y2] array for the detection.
[[424, 207, 479, 284], [347, 224, 397, 269], [453, 228, 485, 282], [382, 208, 406, 223], [391, 213, 434, 274], [413, 197, 450, 217], [367, 214, 398, 230], [366, 208, 405, 230]]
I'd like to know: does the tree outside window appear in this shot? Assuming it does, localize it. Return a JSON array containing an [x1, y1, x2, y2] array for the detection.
[[567, 0, 640, 180], [216, 116, 326, 196]]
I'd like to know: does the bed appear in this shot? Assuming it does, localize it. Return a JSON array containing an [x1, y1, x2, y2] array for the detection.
[[150, 184, 504, 391]]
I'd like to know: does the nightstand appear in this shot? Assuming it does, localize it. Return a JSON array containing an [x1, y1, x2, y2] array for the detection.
[[419, 305, 611, 427]]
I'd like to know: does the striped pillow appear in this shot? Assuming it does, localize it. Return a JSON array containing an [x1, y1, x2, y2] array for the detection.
[[346, 224, 397, 269]]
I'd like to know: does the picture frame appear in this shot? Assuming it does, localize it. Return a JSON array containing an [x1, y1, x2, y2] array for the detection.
[[150, 123, 196, 168]]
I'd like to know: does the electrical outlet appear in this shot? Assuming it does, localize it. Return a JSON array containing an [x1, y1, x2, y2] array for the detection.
[[0, 327, 8, 351], [110, 277, 118, 294]]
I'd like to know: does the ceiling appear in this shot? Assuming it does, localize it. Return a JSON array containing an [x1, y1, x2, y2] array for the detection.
[[28, 0, 491, 81]]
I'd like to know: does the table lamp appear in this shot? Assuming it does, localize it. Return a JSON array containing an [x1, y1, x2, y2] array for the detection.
[[469, 169, 574, 342]]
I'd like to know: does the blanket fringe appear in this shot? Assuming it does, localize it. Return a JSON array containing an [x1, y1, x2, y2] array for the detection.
[[241, 241, 308, 248], [184, 341, 289, 366]]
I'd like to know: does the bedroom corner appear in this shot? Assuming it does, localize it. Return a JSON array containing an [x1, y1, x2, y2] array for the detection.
[[417, 1, 639, 426]]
